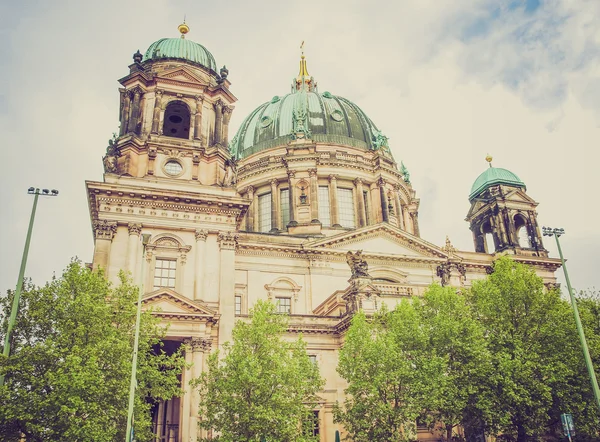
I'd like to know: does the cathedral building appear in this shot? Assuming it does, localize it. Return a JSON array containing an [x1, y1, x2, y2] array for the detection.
[[85, 23, 561, 442]]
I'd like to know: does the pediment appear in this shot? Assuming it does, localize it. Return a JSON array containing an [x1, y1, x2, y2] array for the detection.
[[160, 68, 206, 85], [466, 200, 488, 219], [503, 189, 537, 204], [142, 289, 217, 319], [307, 224, 447, 259]]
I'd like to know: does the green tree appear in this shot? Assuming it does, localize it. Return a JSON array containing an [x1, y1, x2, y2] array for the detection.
[[334, 302, 446, 442], [195, 299, 323, 442], [467, 257, 600, 441], [0, 261, 185, 442], [414, 284, 493, 441]]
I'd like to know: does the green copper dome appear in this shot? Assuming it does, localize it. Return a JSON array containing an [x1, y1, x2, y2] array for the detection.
[[229, 90, 390, 160], [469, 166, 525, 200], [143, 36, 217, 72]]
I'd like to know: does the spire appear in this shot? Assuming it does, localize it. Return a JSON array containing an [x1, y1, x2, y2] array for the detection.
[[293, 41, 317, 92]]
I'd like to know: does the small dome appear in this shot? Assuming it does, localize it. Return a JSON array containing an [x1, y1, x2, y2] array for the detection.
[[230, 91, 389, 160], [143, 37, 217, 72], [469, 166, 525, 200]]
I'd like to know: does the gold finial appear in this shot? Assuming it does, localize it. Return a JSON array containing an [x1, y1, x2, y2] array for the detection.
[[298, 41, 309, 77], [178, 18, 190, 38], [485, 154, 493, 167]]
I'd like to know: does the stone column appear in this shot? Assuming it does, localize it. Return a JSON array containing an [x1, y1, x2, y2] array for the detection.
[[411, 212, 420, 237], [308, 169, 319, 223], [329, 175, 341, 227], [194, 230, 208, 301], [403, 207, 413, 234], [354, 178, 366, 227], [120, 90, 131, 136], [246, 186, 255, 231], [188, 338, 209, 441], [217, 232, 238, 349], [222, 106, 233, 146], [91, 220, 117, 271], [127, 87, 142, 134], [151, 90, 163, 134], [126, 223, 142, 273], [180, 341, 194, 442], [270, 179, 280, 232], [214, 100, 223, 145], [393, 185, 405, 230], [194, 95, 203, 141], [288, 171, 298, 227], [378, 178, 389, 223]]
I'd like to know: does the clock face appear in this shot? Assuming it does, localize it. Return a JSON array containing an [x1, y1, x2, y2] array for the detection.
[[164, 160, 183, 176]]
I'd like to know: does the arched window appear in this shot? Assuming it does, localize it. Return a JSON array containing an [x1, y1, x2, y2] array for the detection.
[[481, 221, 495, 254], [514, 215, 530, 248], [163, 101, 190, 139]]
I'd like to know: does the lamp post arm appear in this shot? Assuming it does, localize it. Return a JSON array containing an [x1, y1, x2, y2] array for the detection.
[[1, 192, 40, 387], [554, 234, 600, 414]]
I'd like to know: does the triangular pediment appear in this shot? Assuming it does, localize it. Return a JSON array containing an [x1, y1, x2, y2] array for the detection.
[[142, 289, 217, 319], [160, 68, 206, 85], [307, 223, 447, 259], [503, 188, 537, 204]]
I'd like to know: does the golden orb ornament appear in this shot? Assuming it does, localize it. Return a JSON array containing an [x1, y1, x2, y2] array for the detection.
[[178, 22, 190, 37], [485, 154, 493, 164]]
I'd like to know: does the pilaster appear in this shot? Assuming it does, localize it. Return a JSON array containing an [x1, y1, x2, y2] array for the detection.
[[126, 223, 142, 273], [329, 175, 340, 227], [92, 220, 117, 271], [194, 230, 208, 301]]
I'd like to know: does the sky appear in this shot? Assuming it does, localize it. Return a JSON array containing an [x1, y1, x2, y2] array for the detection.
[[0, 0, 599, 294]]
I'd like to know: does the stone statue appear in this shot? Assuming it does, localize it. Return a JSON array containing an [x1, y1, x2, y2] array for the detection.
[[102, 134, 120, 174], [222, 158, 237, 187], [371, 129, 389, 150], [346, 250, 370, 279], [400, 161, 411, 185]]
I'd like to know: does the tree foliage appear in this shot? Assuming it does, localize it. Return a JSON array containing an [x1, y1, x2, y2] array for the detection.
[[0, 261, 185, 442], [467, 257, 600, 441], [195, 300, 324, 442], [334, 302, 446, 442]]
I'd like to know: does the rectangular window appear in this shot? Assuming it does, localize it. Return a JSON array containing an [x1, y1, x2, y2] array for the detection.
[[308, 354, 317, 365], [280, 189, 290, 228], [276, 297, 291, 314], [303, 410, 320, 437], [235, 295, 242, 315], [153, 258, 176, 289], [363, 191, 370, 225], [318, 186, 331, 227], [258, 192, 272, 233], [338, 188, 356, 228]]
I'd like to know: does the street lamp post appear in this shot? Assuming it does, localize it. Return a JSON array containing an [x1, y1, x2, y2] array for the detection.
[[0, 187, 59, 387], [543, 226, 600, 414], [126, 233, 151, 442]]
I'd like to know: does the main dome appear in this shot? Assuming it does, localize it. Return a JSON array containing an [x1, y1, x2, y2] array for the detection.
[[469, 166, 525, 201], [230, 55, 389, 160], [143, 24, 217, 72]]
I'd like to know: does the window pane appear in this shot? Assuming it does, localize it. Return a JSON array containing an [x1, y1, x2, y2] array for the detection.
[[154, 259, 176, 289], [337, 188, 356, 228], [318, 186, 331, 227], [276, 297, 291, 314], [258, 193, 272, 233], [363, 191, 370, 225], [235, 295, 242, 315], [280, 189, 290, 228]]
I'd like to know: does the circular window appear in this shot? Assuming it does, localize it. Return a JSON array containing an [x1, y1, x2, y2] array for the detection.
[[331, 110, 344, 122], [164, 160, 183, 176], [260, 116, 273, 128]]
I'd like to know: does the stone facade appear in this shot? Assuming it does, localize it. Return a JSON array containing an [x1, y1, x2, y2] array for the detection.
[[86, 26, 562, 442]]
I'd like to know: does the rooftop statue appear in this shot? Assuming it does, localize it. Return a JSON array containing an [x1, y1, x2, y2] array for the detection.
[[346, 250, 371, 279]]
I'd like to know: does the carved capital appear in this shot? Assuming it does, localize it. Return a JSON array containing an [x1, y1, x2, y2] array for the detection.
[[287, 170, 296, 179], [308, 168, 318, 177], [353, 178, 364, 186], [222, 105, 233, 115], [130, 86, 144, 97], [270, 178, 279, 187], [328, 174, 337, 183], [128, 223, 142, 236], [195, 229, 208, 242], [213, 99, 224, 111], [246, 186, 255, 197], [218, 231, 238, 250], [93, 220, 117, 241], [195, 95, 204, 104], [185, 337, 211, 352], [377, 177, 386, 187]]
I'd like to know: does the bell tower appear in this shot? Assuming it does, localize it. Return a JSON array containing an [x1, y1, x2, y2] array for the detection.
[[105, 22, 236, 185], [465, 156, 547, 257]]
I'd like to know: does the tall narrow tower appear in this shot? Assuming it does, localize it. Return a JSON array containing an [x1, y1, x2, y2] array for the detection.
[[86, 24, 248, 441], [465, 156, 546, 257]]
